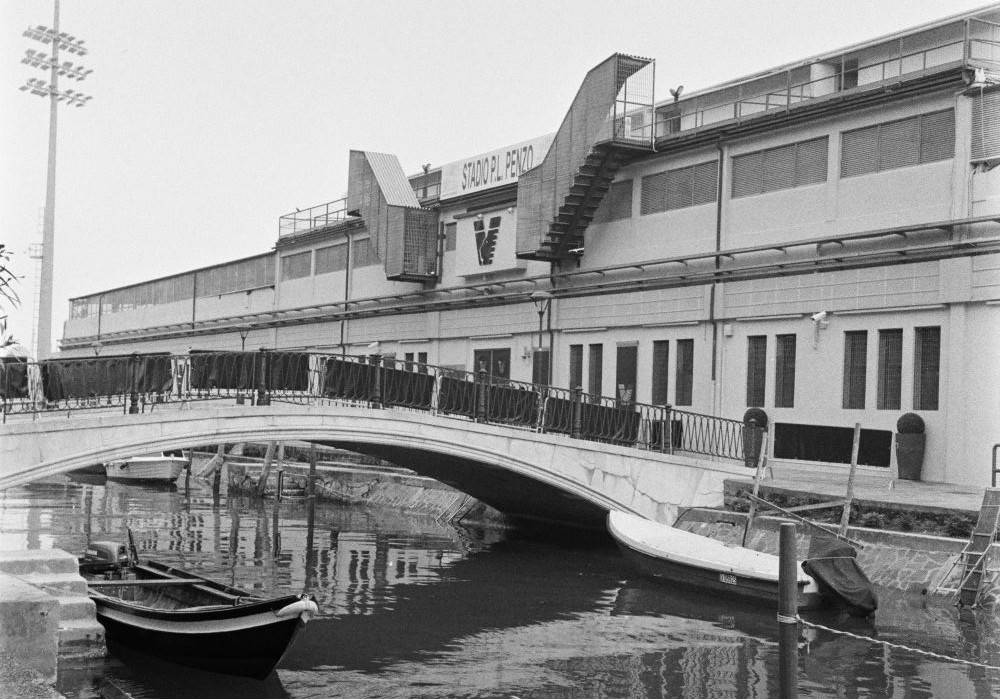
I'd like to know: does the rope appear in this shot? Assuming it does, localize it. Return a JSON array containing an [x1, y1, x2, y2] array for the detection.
[[795, 617, 1000, 671]]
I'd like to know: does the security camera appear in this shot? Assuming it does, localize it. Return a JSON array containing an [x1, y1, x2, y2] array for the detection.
[[811, 311, 828, 322]]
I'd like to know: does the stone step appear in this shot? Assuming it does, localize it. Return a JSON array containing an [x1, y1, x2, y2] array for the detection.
[[16, 572, 88, 596], [57, 618, 105, 659], [0, 549, 79, 577], [53, 594, 96, 622]]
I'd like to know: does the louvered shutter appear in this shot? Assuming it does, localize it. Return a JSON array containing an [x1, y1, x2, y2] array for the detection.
[[732, 151, 763, 198], [762, 144, 795, 193], [666, 166, 693, 210], [795, 137, 828, 186], [692, 161, 719, 206], [972, 92, 1000, 161], [841, 125, 879, 177], [641, 172, 668, 215], [919, 109, 955, 163], [879, 117, 920, 171]]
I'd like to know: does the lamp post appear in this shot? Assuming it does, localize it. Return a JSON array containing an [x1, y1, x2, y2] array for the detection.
[[237, 324, 251, 352], [530, 290, 553, 385], [20, 0, 93, 359]]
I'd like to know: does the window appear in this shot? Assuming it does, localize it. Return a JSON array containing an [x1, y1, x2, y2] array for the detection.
[[914, 326, 940, 410], [403, 351, 428, 373], [196, 256, 274, 298], [774, 334, 796, 408], [588, 344, 603, 397], [473, 348, 510, 380], [877, 329, 903, 410], [444, 222, 457, 252], [641, 161, 718, 215], [280, 251, 311, 281], [315, 244, 348, 275], [352, 237, 378, 268], [616, 344, 638, 403], [569, 344, 583, 390], [841, 109, 954, 178], [651, 340, 669, 405], [594, 180, 633, 222], [842, 331, 868, 409], [746, 336, 767, 407], [731, 137, 828, 198], [675, 339, 694, 406]]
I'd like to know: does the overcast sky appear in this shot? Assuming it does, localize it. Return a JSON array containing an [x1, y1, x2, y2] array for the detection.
[[0, 0, 989, 351]]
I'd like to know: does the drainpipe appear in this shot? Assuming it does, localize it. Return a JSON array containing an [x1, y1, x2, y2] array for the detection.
[[711, 137, 726, 415]]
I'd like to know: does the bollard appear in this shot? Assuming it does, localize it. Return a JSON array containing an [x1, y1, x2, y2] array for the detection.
[[778, 522, 799, 699]]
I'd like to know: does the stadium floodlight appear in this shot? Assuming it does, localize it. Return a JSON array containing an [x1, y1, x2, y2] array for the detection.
[[18, 0, 93, 359]]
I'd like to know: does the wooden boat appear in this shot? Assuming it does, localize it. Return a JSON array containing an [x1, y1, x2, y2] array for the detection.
[[608, 510, 829, 610], [104, 451, 189, 483], [80, 540, 318, 678]]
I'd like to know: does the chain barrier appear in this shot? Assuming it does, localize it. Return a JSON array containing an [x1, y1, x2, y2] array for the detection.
[[796, 616, 1000, 671]]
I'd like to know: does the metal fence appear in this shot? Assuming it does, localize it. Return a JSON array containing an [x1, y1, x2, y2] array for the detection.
[[0, 350, 752, 462]]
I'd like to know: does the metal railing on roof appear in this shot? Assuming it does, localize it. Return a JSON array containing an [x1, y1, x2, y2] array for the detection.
[[279, 198, 350, 238], [646, 18, 1000, 142], [0, 351, 753, 463]]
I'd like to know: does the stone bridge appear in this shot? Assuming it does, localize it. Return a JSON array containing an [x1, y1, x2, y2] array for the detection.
[[0, 402, 747, 528]]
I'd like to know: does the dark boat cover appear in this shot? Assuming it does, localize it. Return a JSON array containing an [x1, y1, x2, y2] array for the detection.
[[802, 536, 878, 616]]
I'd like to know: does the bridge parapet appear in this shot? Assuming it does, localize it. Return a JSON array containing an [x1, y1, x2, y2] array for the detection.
[[1, 350, 753, 464]]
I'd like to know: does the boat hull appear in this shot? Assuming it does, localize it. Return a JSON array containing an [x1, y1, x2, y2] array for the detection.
[[93, 596, 308, 679], [614, 537, 823, 609], [104, 456, 187, 483], [608, 510, 824, 610]]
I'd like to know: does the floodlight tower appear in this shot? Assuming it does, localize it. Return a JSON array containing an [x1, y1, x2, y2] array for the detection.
[[19, 0, 92, 358]]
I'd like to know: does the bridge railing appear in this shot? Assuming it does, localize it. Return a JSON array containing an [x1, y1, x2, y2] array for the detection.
[[0, 350, 750, 462]]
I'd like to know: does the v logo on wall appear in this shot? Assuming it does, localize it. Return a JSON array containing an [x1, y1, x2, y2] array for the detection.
[[473, 216, 501, 266]]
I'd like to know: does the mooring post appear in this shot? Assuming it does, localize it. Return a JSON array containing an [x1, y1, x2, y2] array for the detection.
[[778, 522, 799, 699], [308, 443, 317, 499], [839, 422, 861, 537]]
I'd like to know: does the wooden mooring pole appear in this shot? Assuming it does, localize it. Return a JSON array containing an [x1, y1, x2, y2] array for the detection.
[[778, 522, 799, 699]]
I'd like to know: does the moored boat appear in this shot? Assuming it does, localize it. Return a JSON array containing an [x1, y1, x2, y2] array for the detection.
[[607, 510, 877, 614], [104, 451, 189, 484], [80, 540, 318, 678]]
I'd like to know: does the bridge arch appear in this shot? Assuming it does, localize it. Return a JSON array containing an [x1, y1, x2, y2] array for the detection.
[[1, 404, 745, 527]]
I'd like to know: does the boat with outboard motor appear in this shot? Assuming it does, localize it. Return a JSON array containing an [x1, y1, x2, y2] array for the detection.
[[80, 536, 318, 678]]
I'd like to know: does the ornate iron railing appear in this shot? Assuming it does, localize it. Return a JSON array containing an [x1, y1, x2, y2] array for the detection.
[[0, 350, 753, 462]]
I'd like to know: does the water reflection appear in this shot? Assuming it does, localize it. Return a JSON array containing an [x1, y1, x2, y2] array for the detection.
[[1, 477, 999, 698]]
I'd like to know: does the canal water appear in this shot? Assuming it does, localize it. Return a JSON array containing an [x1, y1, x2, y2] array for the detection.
[[2, 473, 999, 698]]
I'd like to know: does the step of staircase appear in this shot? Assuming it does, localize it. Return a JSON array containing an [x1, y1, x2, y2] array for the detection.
[[14, 572, 88, 596], [56, 617, 105, 659], [0, 549, 79, 577]]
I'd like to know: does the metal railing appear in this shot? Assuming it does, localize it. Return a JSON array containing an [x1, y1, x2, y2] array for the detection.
[[644, 18, 1000, 142], [278, 198, 350, 238], [0, 351, 755, 463]]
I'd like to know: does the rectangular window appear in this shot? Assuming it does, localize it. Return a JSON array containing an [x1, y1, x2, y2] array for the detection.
[[315, 244, 348, 275], [594, 180, 633, 222], [651, 340, 669, 405], [841, 109, 954, 177], [731, 137, 828, 198], [877, 329, 903, 410], [774, 334, 796, 408], [569, 344, 583, 391], [280, 251, 312, 280], [444, 222, 457, 252], [641, 161, 718, 215], [914, 326, 940, 410], [746, 336, 767, 407], [842, 331, 868, 409], [352, 238, 378, 267], [675, 339, 694, 406], [616, 344, 638, 403], [588, 344, 603, 397]]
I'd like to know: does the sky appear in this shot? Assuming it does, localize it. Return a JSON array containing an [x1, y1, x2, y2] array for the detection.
[[0, 0, 992, 353]]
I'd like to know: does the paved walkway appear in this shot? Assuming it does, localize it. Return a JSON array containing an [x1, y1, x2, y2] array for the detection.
[[725, 470, 994, 516]]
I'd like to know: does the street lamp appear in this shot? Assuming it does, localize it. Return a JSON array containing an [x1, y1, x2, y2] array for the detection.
[[237, 324, 252, 352], [19, 0, 93, 359], [530, 290, 553, 385]]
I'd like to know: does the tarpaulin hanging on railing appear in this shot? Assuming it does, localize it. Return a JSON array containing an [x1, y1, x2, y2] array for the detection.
[[267, 352, 310, 392], [324, 356, 376, 401], [308, 354, 325, 396], [189, 351, 255, 391], [40, 354, 171, 402], [380, 362, 434, 410]]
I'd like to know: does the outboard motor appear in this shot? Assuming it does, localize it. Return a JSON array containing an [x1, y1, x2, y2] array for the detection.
[[79, 541, 130, 574]]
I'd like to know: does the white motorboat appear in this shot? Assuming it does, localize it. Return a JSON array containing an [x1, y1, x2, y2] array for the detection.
[[104, 451, 189, 484]]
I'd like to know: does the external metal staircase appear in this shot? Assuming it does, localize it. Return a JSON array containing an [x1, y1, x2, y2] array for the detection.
[[516, 53, 655, 263], [936, 487, 1000, 607]]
